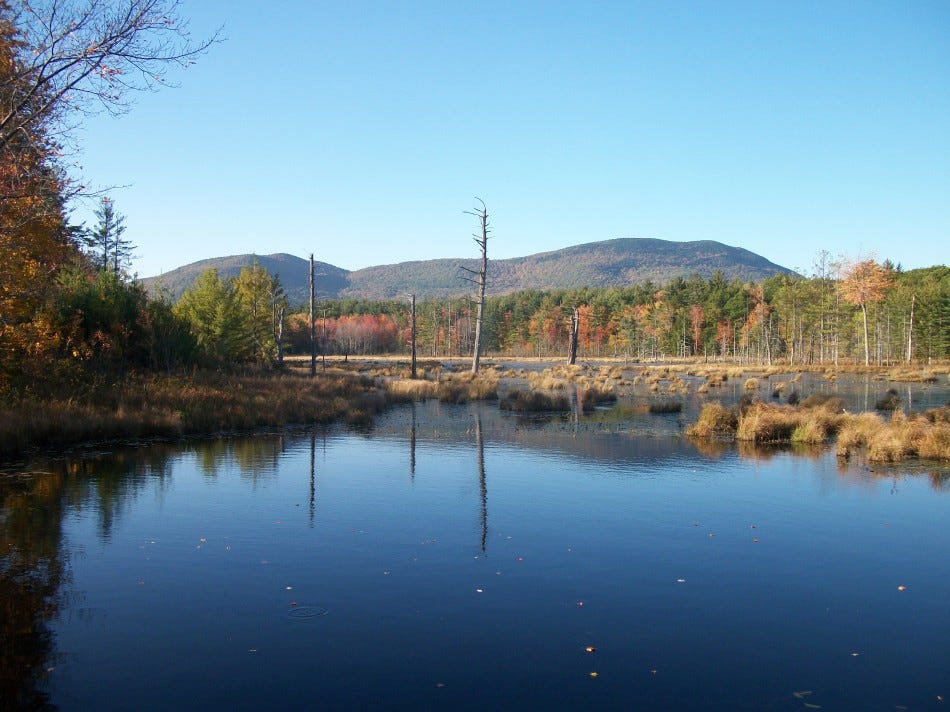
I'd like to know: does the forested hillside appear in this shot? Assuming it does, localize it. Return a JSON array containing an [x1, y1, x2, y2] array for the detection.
[[139, 238, 794, 303]]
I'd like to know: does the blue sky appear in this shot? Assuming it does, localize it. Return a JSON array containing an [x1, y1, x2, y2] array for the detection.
[[72, 0, 949, 278]]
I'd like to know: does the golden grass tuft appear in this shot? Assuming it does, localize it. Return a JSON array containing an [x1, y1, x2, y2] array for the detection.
[[736, 403, 799, 443], [743, 378, 759, 391], [685, 403, 738, 439], [836, 412, 885, 459], [499, 390, 571, 413]]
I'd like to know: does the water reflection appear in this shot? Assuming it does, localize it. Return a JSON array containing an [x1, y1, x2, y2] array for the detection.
[[309, 432, 316, 527], [475, 415, 488, 552], [2, 395, 948, 710]]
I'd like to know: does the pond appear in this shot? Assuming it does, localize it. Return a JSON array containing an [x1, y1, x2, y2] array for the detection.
[[3, 394, 949, 710]]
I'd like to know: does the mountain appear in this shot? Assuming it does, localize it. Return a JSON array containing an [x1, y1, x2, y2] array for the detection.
[[139, 238, 794, 305]]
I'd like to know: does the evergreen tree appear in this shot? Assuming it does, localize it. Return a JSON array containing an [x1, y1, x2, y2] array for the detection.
[[84, 197, 132, 274]]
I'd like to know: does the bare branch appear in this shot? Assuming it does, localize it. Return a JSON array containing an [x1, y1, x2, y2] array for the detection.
[[1, 0, 223, 150]]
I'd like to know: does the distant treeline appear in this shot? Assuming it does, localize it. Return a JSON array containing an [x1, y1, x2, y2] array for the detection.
[[281, 264, 949, 365]]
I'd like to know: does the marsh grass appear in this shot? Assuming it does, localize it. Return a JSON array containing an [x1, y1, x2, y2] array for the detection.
[[685, 403, 738, 438], [1, 370, 397, 458], [500, 390, 571, 413], [837, 408, 950, 462]]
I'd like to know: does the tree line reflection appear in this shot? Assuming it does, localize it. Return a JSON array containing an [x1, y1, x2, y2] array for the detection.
[[2, 416, 947, 707]]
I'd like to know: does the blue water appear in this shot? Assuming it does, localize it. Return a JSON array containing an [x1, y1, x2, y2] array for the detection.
[[3, 401, 949, 710]]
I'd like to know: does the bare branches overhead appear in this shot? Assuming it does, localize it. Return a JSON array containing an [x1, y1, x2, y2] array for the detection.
[[1, 0, 221, 150]]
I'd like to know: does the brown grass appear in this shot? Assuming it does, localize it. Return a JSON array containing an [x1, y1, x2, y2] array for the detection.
[[499, 390, 571, 413], [736, 403, 799, 443], [0, 369, 398, 458], [685, 403, 738, 439]]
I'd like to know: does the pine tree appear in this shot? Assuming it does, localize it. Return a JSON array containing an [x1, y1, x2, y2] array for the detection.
[[85, 197, 131, 274]]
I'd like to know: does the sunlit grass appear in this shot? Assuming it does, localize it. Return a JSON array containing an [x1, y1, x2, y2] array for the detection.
[[0, 369, 395, 458]]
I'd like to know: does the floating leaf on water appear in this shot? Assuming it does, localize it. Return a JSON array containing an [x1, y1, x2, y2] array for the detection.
[[897, 585, 907, 591], [589, 672, 599, 678], [850, 652, 860, 657], [804, 704, 822, 710], [585, 646, 596, 653], [793, 690, 813, 699], [676, 579, 686, 583], [475, 588, 484, 593]]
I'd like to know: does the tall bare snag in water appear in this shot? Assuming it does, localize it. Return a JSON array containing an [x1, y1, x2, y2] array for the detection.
[[461, 198, 489, 374], [567, 306, 579, 365]]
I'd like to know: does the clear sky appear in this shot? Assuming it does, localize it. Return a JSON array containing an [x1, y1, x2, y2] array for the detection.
[[72, 0, 949, 278]]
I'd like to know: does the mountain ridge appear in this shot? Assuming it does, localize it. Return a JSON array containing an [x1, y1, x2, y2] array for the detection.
[[139, 238, 795, 304]]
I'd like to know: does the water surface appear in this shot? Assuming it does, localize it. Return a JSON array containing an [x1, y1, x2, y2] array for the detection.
[[2, 399, 949, 710]]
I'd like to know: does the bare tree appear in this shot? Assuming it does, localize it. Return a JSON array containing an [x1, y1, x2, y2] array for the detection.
[[1, 0, 220, 150], [406, 292, 417, 379], [461, 198, 489, 374], [567, 306, 579, 365]]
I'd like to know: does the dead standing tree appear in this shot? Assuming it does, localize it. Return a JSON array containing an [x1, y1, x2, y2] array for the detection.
[[567, 306, 579, 365], [461, 198, 489, 375]]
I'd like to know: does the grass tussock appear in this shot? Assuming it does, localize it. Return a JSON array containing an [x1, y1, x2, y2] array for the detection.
[[837, 408, 950, 462], [736, 403, 800, 443], [888, 367, 939, 383], [743, 378, 759, 391], [799, 393, 844, 412], [385, 378, 440, 401], [436, 371, 500, 404], [384, 369, 499, 404], [685, 403, 738, 439], [499, 390, 571, 413]]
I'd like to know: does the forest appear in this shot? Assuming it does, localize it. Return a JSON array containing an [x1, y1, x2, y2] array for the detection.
[[278, 262, 949, 367]]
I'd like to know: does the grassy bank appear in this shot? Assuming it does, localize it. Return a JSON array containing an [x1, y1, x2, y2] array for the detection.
[[687, 398, 950, 463], [0, 368, 392, 459]]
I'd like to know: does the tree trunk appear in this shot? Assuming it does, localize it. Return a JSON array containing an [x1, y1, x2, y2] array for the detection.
[[567, 307, 579, 365], [409, 293, 417, 379], [861, 302, 870, 367], [466, 200, 490, 375], [309, 254, 316, 376], [906, 294, 915, 363]]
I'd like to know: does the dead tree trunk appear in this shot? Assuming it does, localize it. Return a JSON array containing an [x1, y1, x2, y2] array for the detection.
[[462, 199, 490, 375], [906, 294, 915, 363], [408, 293, 417, 379], [567, 307, 579, 365], [309, 254, 316, 376]]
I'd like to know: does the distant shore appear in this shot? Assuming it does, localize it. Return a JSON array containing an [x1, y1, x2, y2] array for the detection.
[[2, 358, 947, 464]]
